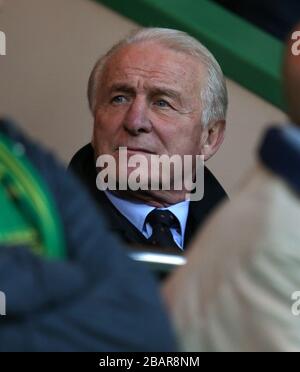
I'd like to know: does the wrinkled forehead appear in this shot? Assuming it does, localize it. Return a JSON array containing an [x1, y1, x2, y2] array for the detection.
[[100, 42, 206, 92]]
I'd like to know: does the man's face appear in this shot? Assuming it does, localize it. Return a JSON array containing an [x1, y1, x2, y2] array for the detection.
[[92, 41, 207, 186]]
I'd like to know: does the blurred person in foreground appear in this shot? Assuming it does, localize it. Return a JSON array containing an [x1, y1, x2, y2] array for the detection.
[[163, 23, 300, 352], [0, 119, 176, 352]]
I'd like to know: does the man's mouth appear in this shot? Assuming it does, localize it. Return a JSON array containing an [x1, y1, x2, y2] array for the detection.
[[116, 146, 155, 155], [127, 147, 155, 154]]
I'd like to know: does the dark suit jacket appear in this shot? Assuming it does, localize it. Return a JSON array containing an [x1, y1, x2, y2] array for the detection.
[[69, 144, 228, 249]]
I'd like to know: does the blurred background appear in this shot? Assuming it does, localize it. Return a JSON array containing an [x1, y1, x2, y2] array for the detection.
[[0, 0, 288, 196]]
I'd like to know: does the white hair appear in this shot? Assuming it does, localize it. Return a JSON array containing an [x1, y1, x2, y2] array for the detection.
[[88, 28, 228, 127]]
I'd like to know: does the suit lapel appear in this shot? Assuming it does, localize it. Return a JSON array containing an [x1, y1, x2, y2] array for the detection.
[[96, 191, 150, 246]]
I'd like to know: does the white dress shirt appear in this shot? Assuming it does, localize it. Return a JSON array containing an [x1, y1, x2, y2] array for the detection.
[[105, 191, 190, 250]]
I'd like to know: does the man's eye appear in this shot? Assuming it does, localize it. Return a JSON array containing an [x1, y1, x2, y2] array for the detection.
[[111, 95, 127, 104], [154, 99, 171, 108]]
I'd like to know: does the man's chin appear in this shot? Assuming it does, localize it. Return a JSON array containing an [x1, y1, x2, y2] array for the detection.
[[116, 168, 153, 191]]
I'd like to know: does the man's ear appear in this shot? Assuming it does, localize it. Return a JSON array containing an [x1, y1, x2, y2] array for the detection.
[[200, 120, 226, 161]]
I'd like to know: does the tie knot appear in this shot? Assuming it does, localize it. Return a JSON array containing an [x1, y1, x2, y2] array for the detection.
[[146, 209, 179, 229]]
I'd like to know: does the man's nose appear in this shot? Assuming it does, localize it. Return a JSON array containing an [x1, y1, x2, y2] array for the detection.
[[123, 98, 152, 135]]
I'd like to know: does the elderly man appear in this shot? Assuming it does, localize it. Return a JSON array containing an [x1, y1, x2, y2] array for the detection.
[[163, 24, 300, 351], [70, 28, 228, 251]]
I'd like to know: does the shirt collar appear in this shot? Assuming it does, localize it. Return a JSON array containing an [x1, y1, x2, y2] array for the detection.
[[164, 199, 190, 238], [104, 191, 190, 237]]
